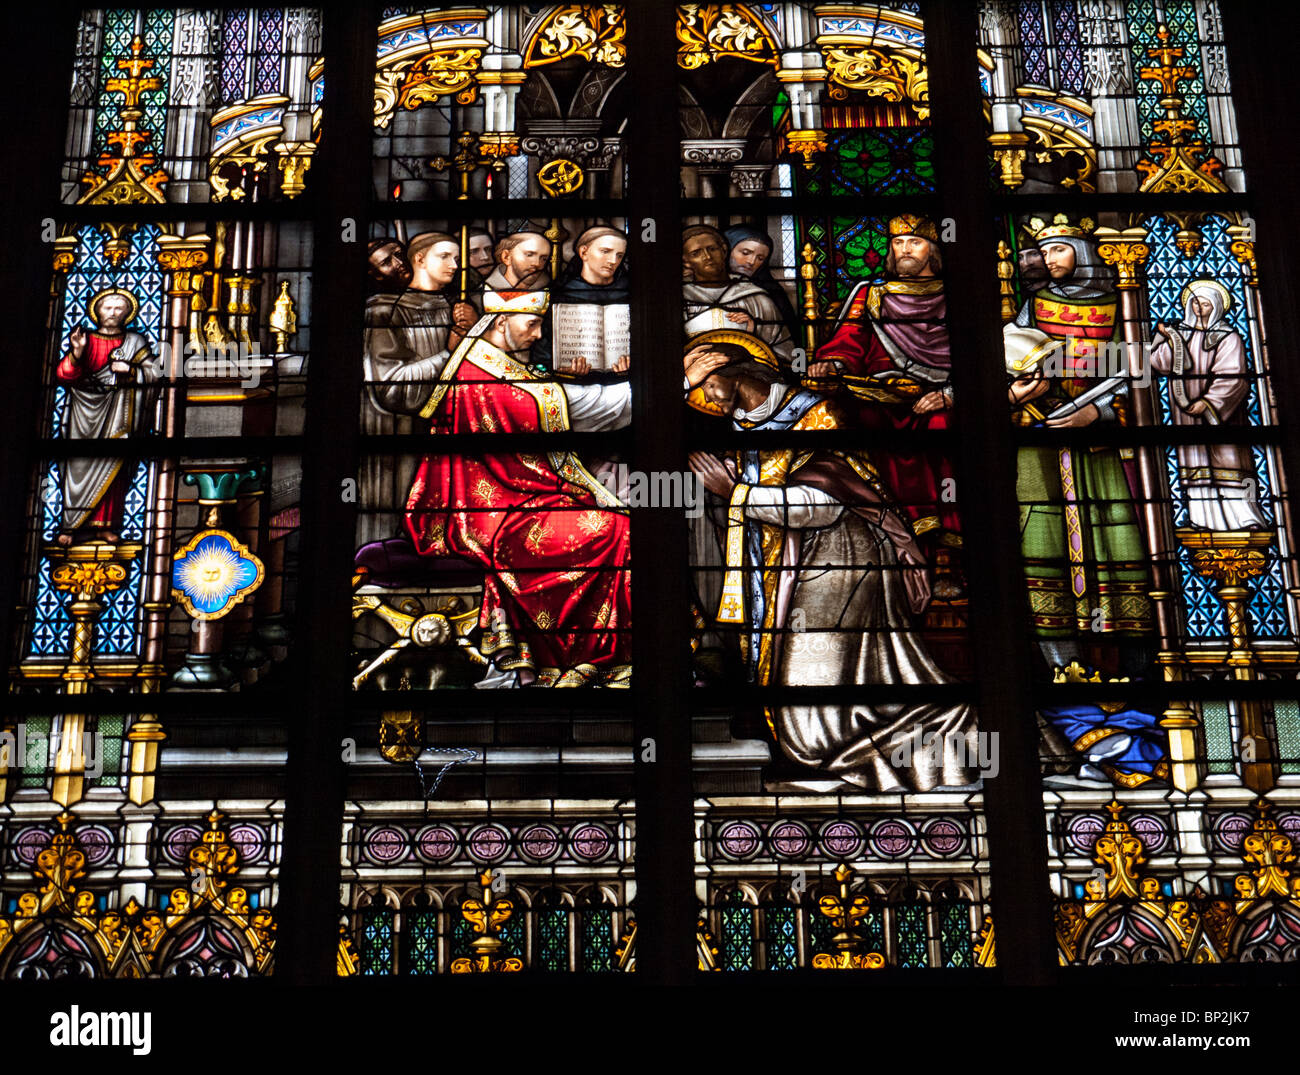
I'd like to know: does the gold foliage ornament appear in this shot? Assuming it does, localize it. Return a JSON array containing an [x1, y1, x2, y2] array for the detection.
[[399, 47, 483, 110], [449, 870, 524, 973], [374, 46, 484, 129], [811, 863, 885, 970], [538, 157, 585, 197], [677, 4, 778, 69], [823, 47, 929, 119], [527, 4, 627, 69], [1055, 801, 1214, 964]]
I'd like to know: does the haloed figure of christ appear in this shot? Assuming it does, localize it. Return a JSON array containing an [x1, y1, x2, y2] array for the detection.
[[55, 289, 158, 546]]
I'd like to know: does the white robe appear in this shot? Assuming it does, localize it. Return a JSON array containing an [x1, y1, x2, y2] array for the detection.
[[682, 279, 794, 363], [1149, 323, 1268, 531]]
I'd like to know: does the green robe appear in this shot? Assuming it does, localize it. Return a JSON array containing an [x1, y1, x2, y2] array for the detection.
[[1015, 289, 1153, 639]]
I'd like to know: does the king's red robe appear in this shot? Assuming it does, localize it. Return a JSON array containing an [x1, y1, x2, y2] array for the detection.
[[814, 280, 959, 537], [404, 336, 631, 686]]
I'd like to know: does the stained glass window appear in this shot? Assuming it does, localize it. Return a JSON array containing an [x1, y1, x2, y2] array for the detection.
[[340, 6, 636, 976], [5, 0, 1300, 1019], [1, 7, 315, 982], [683, 1, 992, 971], [983, 0, 1300, 968]]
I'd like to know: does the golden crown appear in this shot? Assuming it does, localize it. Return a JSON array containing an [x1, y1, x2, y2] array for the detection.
[[1026, 213, 1096, 243], [888, 214, 939, 242]]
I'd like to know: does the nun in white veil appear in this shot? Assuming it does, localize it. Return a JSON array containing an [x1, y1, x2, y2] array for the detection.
[[1149, 279, 1269, 531]]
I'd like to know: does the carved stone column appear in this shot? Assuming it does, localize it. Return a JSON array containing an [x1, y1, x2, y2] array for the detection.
[[1078, 0, 1140, 193], [730, 164, 771, 195], [166, 10, 222, 204], [46, 542, 143, 806], [681, 139, 745, 198], [63, 12, 104, 201], [980, 1, 1030, 189], [274, 8, 322, 199], [776, 51, 827, 169], [1192, 0, 1244, 192], [1095, 227, 1200, 790]]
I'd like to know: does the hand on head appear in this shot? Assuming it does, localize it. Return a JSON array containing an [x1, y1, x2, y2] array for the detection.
[[683, 345, 729, 388]]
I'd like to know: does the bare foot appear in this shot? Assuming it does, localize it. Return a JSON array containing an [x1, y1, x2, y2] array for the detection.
[[55, 532, 74, 547], [100, 531, 119, 544]]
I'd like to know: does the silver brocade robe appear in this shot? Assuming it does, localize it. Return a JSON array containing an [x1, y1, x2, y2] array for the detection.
[[729, 387, 979, 791], [756, 493, 979, 790]]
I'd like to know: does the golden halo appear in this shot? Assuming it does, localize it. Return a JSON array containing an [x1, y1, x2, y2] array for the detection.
[[87, 287, 140, 326], [685, 328, 780, 369], [686, 385, 728, 416], [1180, 278, 1232, 314]]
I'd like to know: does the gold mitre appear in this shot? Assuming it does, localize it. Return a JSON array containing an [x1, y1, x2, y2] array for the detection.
[[1027, 213, 1096, 244], [483, 289, 549, 315], [888, 213, 939, 242]]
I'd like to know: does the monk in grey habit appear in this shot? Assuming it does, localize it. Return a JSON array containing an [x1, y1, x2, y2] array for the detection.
[[361, 232, 477, 545]]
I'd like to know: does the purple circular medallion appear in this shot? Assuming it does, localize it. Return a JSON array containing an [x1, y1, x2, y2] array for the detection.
[[767, 820, 812, 859], [922, 817, 966, 858], [1066, 814, 1107, 856], [818, 820, 863, 858], [364, 825, 409, 865], [1213, 812, 1253, 852], [467, 824, 510, 864], [519, 824, 562, 863], [716, 820, 761, 860], [568, 824, 613, 862], [1127, 814, 1168, 855], [13, 827, 51, 866], [227, 824, 266, 864], [163, 824, 203, 865], [75, 825, 114, 867], [415, 824, 459, 863], [869, 819, 917, 860]]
